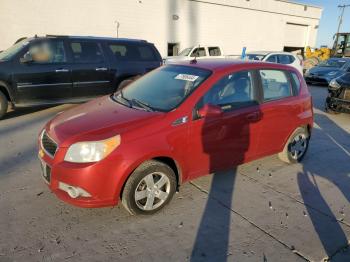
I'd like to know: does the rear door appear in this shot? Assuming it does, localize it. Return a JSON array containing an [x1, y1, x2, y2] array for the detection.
[[256, 69, 299, 157], [67, 40, 114, 98], [13, 39, 72, 104]]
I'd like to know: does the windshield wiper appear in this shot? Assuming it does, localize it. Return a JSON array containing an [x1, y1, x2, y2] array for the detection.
[[131, 98, 155, 112], [113, 90, 132, 107]]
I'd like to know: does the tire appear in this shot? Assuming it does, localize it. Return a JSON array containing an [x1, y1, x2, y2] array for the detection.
[[278, 127, 310, 164], [325, 100, 340, 114], [121, 160, 177, 215], [0, 91, 8, 120]]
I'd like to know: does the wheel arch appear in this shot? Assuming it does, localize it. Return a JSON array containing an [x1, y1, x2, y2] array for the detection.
[[0, 81, 13, 102]]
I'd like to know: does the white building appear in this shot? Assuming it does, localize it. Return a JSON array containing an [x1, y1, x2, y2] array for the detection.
[[0, 0, 322, 57]]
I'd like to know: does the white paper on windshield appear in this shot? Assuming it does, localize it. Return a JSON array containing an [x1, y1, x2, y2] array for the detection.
[[175, 74, 199, 82]]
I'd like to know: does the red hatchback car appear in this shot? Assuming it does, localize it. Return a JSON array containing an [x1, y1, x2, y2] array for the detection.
[[38, 59, 313, 215]]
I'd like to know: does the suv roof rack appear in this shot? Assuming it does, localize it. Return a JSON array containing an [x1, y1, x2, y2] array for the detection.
[[44, 34, 147, 42]]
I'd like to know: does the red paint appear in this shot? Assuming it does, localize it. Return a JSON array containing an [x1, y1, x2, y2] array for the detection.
[[39, 60, 313, 208]]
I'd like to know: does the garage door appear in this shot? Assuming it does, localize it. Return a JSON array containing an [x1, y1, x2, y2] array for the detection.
[[284, 23, 308, 48]]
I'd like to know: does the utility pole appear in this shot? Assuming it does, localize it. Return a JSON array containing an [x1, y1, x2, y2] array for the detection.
[[334, 4, 350, 53], [336, 4, 350, 37]]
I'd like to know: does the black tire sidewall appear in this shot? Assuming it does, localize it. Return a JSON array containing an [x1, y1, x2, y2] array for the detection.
[[286, 129, 309, 163], [0, 91, 8, 119], [122, 161, 177, 215]]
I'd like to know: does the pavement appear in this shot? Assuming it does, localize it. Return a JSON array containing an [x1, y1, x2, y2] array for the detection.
[[0, 85, 349, 262]]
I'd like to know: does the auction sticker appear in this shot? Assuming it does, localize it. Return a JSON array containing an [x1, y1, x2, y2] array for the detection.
[[175, 74, 199, 82]]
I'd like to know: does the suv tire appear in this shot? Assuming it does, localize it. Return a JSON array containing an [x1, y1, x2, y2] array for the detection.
[[0, 91, 8, 120], [278, 127, 310, 164], [122, 160, 177, 215]]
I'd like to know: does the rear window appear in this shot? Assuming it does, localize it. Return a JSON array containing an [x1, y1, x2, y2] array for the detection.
[[108, 43, 158, 61], [70, 41, 104, 63], [208, 47, 221, 56], [260, 70, 292, 101]]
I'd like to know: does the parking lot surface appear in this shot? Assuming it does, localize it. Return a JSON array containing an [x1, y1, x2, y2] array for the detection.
[[0, 86, 349, 262]]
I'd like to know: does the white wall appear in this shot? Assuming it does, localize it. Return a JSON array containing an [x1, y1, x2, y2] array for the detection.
[[0, 0, 322, 57]]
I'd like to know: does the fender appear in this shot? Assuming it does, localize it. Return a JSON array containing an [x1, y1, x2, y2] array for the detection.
[[0, 80, 16, 103]]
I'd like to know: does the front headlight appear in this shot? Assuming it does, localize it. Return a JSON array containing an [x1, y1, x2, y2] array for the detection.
[[64, 135, 121, 163], [329, 79, 341, 90]]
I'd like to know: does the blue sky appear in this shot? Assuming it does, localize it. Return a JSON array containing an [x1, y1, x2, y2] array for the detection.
[[296, 0, 350, 47]]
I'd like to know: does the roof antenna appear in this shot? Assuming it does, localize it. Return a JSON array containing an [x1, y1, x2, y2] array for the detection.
[[190, 44, 200, 64]]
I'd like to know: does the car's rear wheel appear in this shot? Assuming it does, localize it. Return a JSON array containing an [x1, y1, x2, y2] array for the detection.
[[121, 160, 177, 215], [278, 127, 310, 164], [0, 91, 8, 120]]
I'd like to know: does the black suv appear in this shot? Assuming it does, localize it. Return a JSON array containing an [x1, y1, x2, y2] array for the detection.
[[0, 35, 162, 119]]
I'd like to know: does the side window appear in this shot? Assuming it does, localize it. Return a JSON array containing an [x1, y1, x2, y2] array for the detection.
[[108, 43, 157, 61], [137, 45, 157, 61], [201, 71, 257, 111], [191, 47, 206, 57], [29, 40, 66, 63], [260, 70, 292, 101], [70, 41, 104, 63], [266, 55, 278, 63], [291, 72, 301, 95], [289, 55, 296, 63], [208, 47, 221, 56], [278, 55, 291, 65]]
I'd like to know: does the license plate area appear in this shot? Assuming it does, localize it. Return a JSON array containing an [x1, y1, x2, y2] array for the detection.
[[41, 160, 51, 184]]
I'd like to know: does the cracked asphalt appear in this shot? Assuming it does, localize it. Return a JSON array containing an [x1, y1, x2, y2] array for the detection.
[[0, 85, 349, 262]]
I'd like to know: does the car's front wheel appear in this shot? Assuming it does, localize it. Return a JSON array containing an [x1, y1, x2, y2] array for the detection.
[[121, 160, 177, 215], [278, 127, 310, 164], [0, 91, 8, 120]]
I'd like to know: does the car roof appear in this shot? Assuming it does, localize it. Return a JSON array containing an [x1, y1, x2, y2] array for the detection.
[[26, 35, 149, 43], [170, 58, 296, 72]]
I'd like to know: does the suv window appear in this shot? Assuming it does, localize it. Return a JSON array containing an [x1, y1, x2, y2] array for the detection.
[[191, 48, 206, 57], [29, 40, 66, 63], [70, 41, 104, 63], [266, 55, 278, 63], [108, 43, 157, 61], [260, 70, 292, 101], [208, 47, 221, 56], [278, 55, 291, 64], [201, 71, 257, 111]]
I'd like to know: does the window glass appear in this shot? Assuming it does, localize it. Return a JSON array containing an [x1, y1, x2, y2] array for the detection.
[[260, 70, 292, 101], [208, 47, 221, 56], [278, 55, 291, 64], [289, 55, 296, 63], [70, 41, 104, 63], [291, 72, 301, 94], [108, 43, 157, 61], [266, 55, 278, 63], [191, 47, 206, 57], [202, 71, 257, 111], [0, 39, 28, 61], [246, 54, 265, 61], [29, 40, 66, 63], [118, 65, 211, 112]]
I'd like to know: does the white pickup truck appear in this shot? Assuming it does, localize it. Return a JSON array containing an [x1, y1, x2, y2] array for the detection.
[[164, 45, 226, 64]]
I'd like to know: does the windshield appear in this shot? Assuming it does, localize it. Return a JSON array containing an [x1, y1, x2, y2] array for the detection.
[[0, 39, 29, 61], [318, 59, 348, 68], [246, 54, 266, 61], [113, 65, 211, 112], [178, 48, 192, 56]]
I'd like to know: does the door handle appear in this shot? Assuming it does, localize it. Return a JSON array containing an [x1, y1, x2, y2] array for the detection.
[[95, 67, 108, 71], [55, 69, 69, 73], [246, 112, 261, 121]]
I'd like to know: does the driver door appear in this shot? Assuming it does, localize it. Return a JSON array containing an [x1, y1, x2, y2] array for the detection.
[[187, 70, 262, 179], [13, 39, 72, 104]]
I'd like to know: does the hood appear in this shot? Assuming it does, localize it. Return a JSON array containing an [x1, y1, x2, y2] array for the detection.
[[164, 56, 189, 64], [46, 96, 164, 147], [308, 66, 342, 76]]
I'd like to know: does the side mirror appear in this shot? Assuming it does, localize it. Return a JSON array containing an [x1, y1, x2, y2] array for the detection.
[[20, 52, 33, 63], [198, 104, 223, 118]]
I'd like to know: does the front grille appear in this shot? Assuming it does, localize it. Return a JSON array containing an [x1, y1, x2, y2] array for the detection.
[[41, 131, 58, 158]]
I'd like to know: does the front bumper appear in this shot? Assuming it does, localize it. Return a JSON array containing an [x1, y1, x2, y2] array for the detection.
[[38, 145, 127, 208], [327, 97, 350, 113]]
